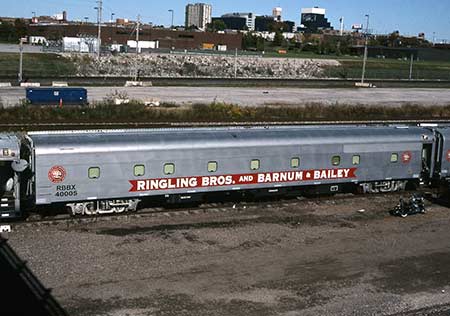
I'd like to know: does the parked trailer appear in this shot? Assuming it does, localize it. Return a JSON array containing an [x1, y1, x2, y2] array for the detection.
[[26, 87, 87, 105]]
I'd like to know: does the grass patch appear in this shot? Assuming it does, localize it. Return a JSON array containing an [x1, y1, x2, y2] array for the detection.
[[325, 58, 450, 80], [0, 53, 77, 78], [0, 102, 450, 130]]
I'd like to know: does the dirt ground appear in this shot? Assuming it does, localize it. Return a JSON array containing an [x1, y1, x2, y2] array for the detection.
[[6, 194, 450, 316]]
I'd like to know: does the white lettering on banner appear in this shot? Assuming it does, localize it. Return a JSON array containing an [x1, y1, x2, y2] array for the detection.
[[129, 168, 357, 192]]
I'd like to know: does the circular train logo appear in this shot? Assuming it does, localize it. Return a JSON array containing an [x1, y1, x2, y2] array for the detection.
[[48, 166, 66, 183], [402, 151, 412, 164]]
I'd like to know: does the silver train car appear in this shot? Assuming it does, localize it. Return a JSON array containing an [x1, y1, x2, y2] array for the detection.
[[1, 125, 450, 219]]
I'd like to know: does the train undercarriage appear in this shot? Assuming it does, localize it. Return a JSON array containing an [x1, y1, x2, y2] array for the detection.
[[61, 179, 416, 217]]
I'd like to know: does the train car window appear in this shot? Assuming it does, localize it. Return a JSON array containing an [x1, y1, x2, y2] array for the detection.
[[208, 161, 218, 173], [391, 153, 399, 163], [352, 155, 360, 165], [88, 167, 100, 179], [134, 165, 145, 177], [291, 157, 300, 168], [332, 156, 341, 166], [250, 159, 260, 170], [164, 163, 175, 175]]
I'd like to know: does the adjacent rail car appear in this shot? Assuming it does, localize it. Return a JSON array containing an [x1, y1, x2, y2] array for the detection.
[[0, 125, 447, 219]]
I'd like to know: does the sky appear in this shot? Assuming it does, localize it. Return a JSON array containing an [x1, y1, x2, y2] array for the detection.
[[2, 0, 450, 42]]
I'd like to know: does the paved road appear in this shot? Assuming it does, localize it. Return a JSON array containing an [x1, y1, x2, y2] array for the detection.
[[0, 43, 43, 54], [1, 86, 450, 107]]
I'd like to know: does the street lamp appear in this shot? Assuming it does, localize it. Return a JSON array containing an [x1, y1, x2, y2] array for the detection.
[[84, 17, 89, 24], [111, 13, 115, 23], [361, 14, 370, 84], [168, 9, 174, 29]]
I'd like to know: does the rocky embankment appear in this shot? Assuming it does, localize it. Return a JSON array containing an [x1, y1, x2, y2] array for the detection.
[[67, 53, 340, 78]]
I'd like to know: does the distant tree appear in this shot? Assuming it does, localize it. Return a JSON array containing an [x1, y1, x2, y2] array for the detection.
[[206, 20, 226, 32], [273, 31, 284, 46], [268, 21, 290, 33], [186, 24, 199, 31], [0, 21, 16, 42], [14, 19, 27, 39], [242, 32, 266, 51]]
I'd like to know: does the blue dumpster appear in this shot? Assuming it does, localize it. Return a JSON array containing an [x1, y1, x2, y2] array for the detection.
[[26, 88, 88, 105]]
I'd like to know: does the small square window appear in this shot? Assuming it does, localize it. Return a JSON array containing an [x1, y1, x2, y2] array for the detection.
[[134, 165, 145, 177], [208, 161, 218, 173], [352, 155, 360, 165], [332, 156, 341, 166], [164, 163, 175, 175], [291, 157, 300, 168], [88, 167, 100, 179], [391, 153, 399, 163], [250, 159, 260, 171]]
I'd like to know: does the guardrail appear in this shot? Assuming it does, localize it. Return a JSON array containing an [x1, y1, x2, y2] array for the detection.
[[0, 77, 449, 88]]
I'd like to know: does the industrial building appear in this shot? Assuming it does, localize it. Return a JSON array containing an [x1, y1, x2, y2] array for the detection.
[[27, 24, 242, 50], [185, 3, 212, 31], [299, 7, 333, 33]]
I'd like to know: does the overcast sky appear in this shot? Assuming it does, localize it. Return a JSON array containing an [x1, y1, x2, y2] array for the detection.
[[3, 0, 450, 42]]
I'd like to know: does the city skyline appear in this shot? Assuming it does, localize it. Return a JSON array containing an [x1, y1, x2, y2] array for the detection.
[[2, 0, 450, 41]]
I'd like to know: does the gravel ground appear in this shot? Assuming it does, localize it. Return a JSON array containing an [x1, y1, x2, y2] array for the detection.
[[70, 54, 339, 79], [4, 194, 450, 315], [1, 87, 450, 108]]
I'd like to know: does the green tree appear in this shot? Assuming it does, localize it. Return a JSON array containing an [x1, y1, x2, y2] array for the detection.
[[0, 21, 16, 42], [14, 19, 27, 39], [273, 31, 284, 47]]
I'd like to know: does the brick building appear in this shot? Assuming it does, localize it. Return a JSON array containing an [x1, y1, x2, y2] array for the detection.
[[28, 24, 242, 50]]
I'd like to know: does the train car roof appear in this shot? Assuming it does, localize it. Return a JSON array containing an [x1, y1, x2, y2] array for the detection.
[[28, 126, 433, 154]]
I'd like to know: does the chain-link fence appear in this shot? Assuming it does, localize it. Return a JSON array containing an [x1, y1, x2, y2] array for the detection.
[[0, 47, 449, 80]]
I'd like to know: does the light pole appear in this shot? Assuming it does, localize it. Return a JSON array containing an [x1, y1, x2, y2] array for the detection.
[[111, 13, 115, 24], [18, 38, 25, 83], [168, 9, 174, 29], [95, 0, 103, 59], [361, 14, 370, 84], [84, 17, 89, 24]]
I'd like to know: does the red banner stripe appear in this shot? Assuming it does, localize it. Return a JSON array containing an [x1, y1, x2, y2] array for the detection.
[[129, 168, 357, 192]]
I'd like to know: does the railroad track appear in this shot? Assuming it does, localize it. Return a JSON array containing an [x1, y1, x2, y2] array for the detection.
[[13, 190, 430, 228], [1, 119, 450, 130]]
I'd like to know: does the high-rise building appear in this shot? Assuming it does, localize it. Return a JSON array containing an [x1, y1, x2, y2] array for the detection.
[[212, 12, 255, 31], [299, 7, 333, 33], [185, 3, 212, 31]]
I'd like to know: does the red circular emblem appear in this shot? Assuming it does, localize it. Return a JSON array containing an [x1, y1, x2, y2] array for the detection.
[[402, 151, 412, 164], [48, 166, 66, 183], [447, 150, 450, 162]]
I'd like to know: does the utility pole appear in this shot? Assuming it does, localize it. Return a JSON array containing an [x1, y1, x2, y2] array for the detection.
[[95, 0, 102, 58], [134, 15, 141, 81], [361, 14, 370, 84], [234, 48, 238, 79], [409, 53, 414, 80]]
